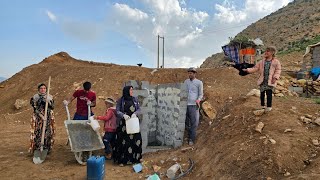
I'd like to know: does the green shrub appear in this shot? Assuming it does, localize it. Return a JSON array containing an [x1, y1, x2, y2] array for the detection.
[[278, 35, 320, 55]]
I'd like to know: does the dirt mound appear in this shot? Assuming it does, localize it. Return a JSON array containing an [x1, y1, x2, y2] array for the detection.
[[1, 53, 320, 179], [40, 52, 76, 64]]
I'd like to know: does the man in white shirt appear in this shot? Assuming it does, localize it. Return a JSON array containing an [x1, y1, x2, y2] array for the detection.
[[184, 67, 203, 145]]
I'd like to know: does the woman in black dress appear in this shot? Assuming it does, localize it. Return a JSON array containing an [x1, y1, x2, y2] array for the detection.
[[113, 86, 142, 166]]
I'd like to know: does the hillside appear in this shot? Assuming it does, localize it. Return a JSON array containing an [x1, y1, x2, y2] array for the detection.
[[201, 0, 320, 71], [0, 52, 320, 179]]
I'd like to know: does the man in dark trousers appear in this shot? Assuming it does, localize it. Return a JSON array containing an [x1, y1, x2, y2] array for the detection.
[[184, 67, 203, 145]]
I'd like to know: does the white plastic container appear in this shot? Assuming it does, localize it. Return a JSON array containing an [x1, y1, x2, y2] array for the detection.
[[166, 163, 181, 179], [88, 117, 100, 132], [126, 117, 140, 134]]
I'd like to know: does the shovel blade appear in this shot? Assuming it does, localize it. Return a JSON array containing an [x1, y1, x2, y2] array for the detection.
[[33, 149, 48, 164]]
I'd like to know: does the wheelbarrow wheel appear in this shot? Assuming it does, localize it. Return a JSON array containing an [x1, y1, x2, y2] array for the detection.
[[74, 151, 92, 165]]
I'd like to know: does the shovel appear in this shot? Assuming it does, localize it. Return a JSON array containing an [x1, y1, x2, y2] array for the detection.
[[33, 76, 51, 164]]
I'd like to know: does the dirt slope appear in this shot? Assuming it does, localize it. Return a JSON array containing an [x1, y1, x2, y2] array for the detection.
[[0, 52, 319, 179]]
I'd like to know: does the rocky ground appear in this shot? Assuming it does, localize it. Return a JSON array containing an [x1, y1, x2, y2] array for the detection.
[[0, 52, 319, 179]]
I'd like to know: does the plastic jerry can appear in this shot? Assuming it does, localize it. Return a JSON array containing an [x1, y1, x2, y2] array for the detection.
[[87, 156, 105, 180]]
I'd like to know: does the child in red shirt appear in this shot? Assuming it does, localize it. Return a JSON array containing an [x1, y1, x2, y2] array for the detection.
[[94, 97, 117, 159]]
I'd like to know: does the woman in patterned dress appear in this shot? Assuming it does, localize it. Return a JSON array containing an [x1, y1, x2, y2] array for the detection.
[[113, 86, 142, 166], [29, 83, 55, 154], [243, 46, 282, 112]]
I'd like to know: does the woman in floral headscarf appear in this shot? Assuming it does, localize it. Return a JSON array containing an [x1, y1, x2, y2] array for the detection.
[[113, 86, 142, 166], [29, 83, 55, 154]]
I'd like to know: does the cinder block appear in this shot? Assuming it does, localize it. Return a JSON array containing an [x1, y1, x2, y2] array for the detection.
[[173, 140, 183, 148], [125, 80, 139, 89]]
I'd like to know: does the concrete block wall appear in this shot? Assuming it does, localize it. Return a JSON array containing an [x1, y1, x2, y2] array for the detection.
[[123, 80, 187, 151], [156, 83, 187, 148]]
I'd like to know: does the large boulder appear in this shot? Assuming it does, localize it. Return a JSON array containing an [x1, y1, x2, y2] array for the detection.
[[201, 101, 217, 120]]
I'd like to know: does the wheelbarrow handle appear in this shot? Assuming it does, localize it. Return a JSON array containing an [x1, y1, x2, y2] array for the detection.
[[87, 104, 91, 122], [65, 105, 71, 121]]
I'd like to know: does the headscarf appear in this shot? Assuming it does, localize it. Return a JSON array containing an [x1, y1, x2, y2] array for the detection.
[[122, 86, 133, 100], [37, 83, 47, 96]]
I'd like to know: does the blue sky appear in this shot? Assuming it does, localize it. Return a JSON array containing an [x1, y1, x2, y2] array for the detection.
[[0, 0, 292, 78]]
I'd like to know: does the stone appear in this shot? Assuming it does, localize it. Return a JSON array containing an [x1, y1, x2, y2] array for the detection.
[[246, 89, 260, 97], [0, 85, 4, 88], [269, 139, 276, 144], [98, 96, 105, 99], [277, 80, 285, 86], [253, 109, 265, 116], [314, 118, 320, 126], [275, 93, 284, 97], [312, 139, 320, 146], [255, 122, 264, 133], [275, 86, 286, 91], [305, 114, 313, 119], [303, 117, 312, 124], [297, 79, 307, 86], [201, 101, 217, 120], [284, 129, 292, 133], [284, 172, 291, 177], [14, 99, 28, 110]]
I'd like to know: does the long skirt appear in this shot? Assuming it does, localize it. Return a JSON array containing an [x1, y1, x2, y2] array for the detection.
[[29, 110, 55, 154], [113, 118, 142, 165]]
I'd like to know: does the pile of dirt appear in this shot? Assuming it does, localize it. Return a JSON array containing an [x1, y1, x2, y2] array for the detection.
[[0, 52, 320, 179]]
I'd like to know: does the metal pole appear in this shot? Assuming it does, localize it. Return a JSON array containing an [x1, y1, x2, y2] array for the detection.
[[162, 37, 164, 68], [157, 35, 159, 69]]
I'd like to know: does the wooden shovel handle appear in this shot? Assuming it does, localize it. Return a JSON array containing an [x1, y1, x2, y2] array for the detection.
[[40, 76, 51, 151]]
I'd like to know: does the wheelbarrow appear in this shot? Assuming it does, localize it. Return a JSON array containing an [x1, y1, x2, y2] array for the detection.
[[64, 104, 104, 165]]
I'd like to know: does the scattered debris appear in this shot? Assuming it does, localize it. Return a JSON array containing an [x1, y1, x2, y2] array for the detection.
[[166, 163, 182, 179], [181, 147, 194, 152], [222, 114, 231, 120], [146, 173, 160, 180], [133, 163, 143, 173], [152, 165, 161, 172]]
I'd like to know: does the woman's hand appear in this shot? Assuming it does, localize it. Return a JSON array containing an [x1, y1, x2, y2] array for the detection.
[[271, 77, 277, 84], [123, 114, 130, 121]]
